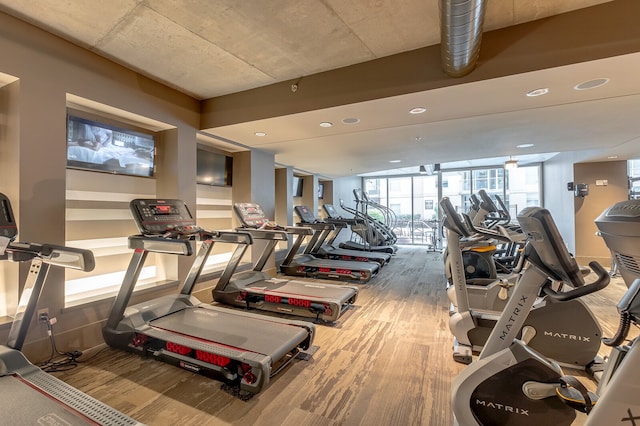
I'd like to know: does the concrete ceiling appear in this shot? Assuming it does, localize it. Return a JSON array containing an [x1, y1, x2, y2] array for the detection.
[[2, 0, 639, 178]]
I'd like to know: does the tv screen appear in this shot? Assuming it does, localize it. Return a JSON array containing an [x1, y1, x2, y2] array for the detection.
[[318, 183, 324, 199], [66, 115, 155, 177], [293, 176, 303, 197], [196, 147, 233, 186]]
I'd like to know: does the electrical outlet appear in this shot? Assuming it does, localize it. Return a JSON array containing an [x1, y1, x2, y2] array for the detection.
[[37, 308, 49, 323]]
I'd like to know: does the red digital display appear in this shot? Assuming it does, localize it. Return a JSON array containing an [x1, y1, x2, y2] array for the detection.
[[154, 205, 172, 214], [288, 298, 311, 308], [166, 341, 192, 356], [265, 294, 282, 304], [196, 350, 230, 367]]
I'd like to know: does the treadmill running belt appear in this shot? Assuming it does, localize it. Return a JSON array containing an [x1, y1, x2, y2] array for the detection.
[[246, 278, 354, 299], [1, 376, 97, 425], [148, 307, 309, 359]]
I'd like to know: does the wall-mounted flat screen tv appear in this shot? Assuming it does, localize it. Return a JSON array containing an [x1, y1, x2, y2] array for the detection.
[[196, 146, 233, 186], [293, 176, 303, 197], [66, 115, 156, 177]]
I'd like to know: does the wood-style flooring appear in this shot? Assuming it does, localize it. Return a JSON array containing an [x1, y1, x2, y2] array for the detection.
[[51, 246, 631, 426]]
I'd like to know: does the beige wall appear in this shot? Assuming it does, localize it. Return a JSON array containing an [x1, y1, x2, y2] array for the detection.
[[574, 160, 629, 267], [0, 11, 201, 360], [275, 167, 293, 226]]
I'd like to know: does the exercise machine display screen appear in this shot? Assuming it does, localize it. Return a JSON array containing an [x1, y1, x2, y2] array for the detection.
[[130, 199, 196, 234], [234, 203, 269, 228], [0, 193, 18, 240]]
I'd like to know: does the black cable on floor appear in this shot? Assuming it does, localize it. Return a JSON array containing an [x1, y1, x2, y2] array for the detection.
[[37, 315, 82, 373]]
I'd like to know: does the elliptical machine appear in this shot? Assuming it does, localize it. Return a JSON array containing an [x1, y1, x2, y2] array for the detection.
[[451, 206, 610, 425]]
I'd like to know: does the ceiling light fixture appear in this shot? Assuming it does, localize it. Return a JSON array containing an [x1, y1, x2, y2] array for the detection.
[[574, 78, 610, 91], [254, 131, 266, 137], [504, 158, 518, 170], [342, 117, 360, 124], [608, 155, 619, 159], [389, 160, 401, 163], [517, 143, 534, 148], [319, 121, 333, 128], [526, 88, 549, 97], [409, 107, 427, 114]]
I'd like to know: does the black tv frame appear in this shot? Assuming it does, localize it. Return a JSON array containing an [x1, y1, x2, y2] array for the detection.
[[293, 176, 303, 197], [66, 114, 156, 178], [196, 145, 233, 187]]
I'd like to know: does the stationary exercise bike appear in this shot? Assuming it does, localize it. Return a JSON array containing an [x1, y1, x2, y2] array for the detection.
[[463, 190, 525, 278], [442, 198, 606, 372], [451, 206, 610, 425], [442, 196, 517, 313]]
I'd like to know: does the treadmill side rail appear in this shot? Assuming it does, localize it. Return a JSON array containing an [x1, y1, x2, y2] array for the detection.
[[128, 235, 193, 255]]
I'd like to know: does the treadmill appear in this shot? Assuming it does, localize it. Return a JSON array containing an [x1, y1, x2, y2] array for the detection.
[[294, 205, 390, 266], [103, 199, 315, 394], [323, 204, 397, 254], [0, 193, 141, 425], [213, 205, 358, 322], [235, 203, 379, 283]]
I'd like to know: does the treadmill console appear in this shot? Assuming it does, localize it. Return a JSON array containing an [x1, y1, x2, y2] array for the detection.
[[294, 205, 320, 224], [234, 203, 270, 228], [130, 199, 196, 234], [323, 204, 339, 218], [0, 192, 18, 241]]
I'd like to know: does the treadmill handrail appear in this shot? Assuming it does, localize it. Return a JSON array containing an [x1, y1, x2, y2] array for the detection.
[[128, 234, 193, 255], [4, 242, 95, 272], [284, 226, 314, 235], [235, 227, 288, 241], [5, 244, 95, 350], [296, 222, 335, 231], [206, 230, 254, 245]]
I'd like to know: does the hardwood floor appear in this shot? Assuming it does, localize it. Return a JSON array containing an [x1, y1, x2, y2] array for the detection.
[[52, 246, 630, 425]]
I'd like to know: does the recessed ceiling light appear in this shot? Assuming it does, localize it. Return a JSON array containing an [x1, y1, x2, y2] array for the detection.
[[254, 131, 266, 137], [574, 78, 610, 91], [526, 88, 549, 97], [319, 121, 333, 128], [409, 107, 427, 114], [389, 160, 401, 163], [608, 155, 619, 159], [517, 143, 534, 148], [342, 117, 360, 124]]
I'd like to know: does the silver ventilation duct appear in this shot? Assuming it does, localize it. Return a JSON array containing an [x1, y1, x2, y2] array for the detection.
[[440, 0, 487, 77]]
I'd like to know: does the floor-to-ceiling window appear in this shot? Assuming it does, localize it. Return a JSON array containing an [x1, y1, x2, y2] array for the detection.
[[441, 170, 472, 214], [505, 165, 541, 217], [629, 158, 640, 199], [412, 175, 439, 245], [362, 163, 541, 245]]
